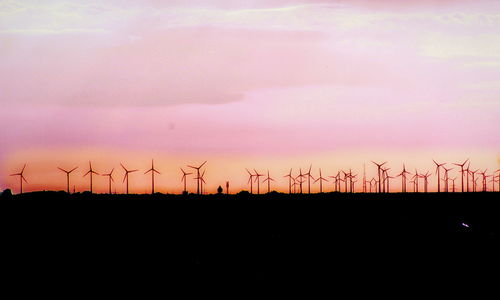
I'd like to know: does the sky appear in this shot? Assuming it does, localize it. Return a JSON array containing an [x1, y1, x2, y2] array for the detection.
[[1, 0, 499, 194]]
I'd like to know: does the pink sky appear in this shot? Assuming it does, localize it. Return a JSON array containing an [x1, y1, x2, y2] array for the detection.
[[1, 0, 499, 193]]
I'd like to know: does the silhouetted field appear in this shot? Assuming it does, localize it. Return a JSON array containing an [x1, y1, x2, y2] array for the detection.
[[2, 191, 498, 283]]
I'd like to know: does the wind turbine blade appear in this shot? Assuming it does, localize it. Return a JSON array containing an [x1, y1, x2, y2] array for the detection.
[[110, 176, 114, 182], [70, 166, 78, 173], [22, 175, 28, 183], [120, 163, 127, 171], [58, 167, 66, 173], [187, 165, 197, 169], [308, 164, 312, 173], [130, 169, 139, 173], [84, 170, 90, 177], [145, 169, 151, 174], [154, 169, 161, 174], [123, 174, 127, 183], [199, 161, 207, 169], [21, 163, 27, 173]]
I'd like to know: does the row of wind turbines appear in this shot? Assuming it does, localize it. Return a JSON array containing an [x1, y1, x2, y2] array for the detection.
[[8, 159, 500, 195], [243, 159, 500, 194], [9, 160, 207, 195]]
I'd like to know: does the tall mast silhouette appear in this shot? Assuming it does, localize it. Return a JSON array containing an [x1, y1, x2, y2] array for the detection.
[[10, 163, 27, 194], [188, 161, 207, 195], [304, 164, 315, 194], [144, 159, 160, 194], [262, 170, 274, 194], [284, 168, 293, 194], [453, 159, 469, 193], [180, 168, 192, 194], [253, 169, 264, 194], [58, 166, 78, 194], [121, 163, 138, 194], [314, 168, 328, 193], [101, 168, 114, 194], [432, 160, 446, 193], [478, 169, 489, 192], [371, 161, 387, 193], [83, 161, 99, 193]]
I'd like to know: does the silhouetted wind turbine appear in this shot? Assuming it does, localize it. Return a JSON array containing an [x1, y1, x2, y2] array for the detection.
[[284, 168, 293, 194], [432, 159, 446, 193], [58, 166, 78, 194], [465, 162, 471, 192], [144, 159, 160, 194], [453, 159, 469, 193], [369, 178, 376, 193], [372, 161, 387, 193], [304, 164, 315, 194], [314, 168, 328, 193], [246, 168, 255, 194], [84, 161, 99, 193], [478, 169, 489, 192], [469, 169, 479, 192], [442, 166, 453, 192], [396, 164, 411, 193], [10, 163, 27, 194], [188, 161, 207, 195], [199, 170, 206, 194], [121, 163, 138, 194], [180, 168, 192, 194], [411, 169, 420, 193], [450, 177, 457, 193], [421, 171, 431, 193], [381, 167, 390, 193], [101, 168, 114, 194], [253, 169, 264, 194], [298, 168, 305, 194], [262, 170, 274, 194]]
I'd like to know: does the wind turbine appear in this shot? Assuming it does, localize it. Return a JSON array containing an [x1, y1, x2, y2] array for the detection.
[[381, 167, 390, 193], [396, 164, 411, 193], [442, 166, 453, 193], [197, 170, 206, 195], [421, 171, 431, 193], [371, 161, 387, 193], [465, 162, 471, 192], [10, 163, 27, 194], [298, 168, 305, 194], [121, 163, 138, 194], [304, 164, 315, 194], [411, 169, 420, 193], [314, 168, 328, 193], [478, 169, 489, 192], [188, 161, 207, 195], [58, 166, 78, 194], [246, 168, 255, 194], [83, 161, 99, 193], [450, 177, 457, 193], [369, 178, 377, 193], [180, 168, 192, 194], [253, 169, 264, 195], [469, 169, 479, 192], [432, 159, 446, 193], [284, 168, 293, 194], [453, 159, 469, 193], [262, 170, 275, 194], [144, 159, 160, 194], [101, 168, 114, 194], [362, 163, 367, 193]]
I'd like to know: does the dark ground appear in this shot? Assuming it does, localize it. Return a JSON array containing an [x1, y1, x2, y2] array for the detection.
[[2, 191, 499, 285]]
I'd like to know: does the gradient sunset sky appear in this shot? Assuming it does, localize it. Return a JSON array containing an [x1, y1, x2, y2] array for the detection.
[[1, 0, 499, 193]]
